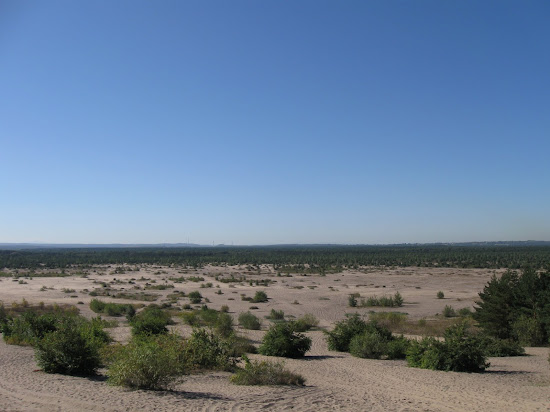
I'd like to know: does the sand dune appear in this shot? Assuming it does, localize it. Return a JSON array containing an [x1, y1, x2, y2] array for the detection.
[[0, 265, 548, 411]]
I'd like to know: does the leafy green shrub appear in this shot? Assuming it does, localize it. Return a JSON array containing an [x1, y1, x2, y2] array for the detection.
[[393, 292, 403, 307], [437, 291, 445, 299], [325, 314, 368, 352], [347, 322, 408, 360], [251, 291, 268, 303], [239, 311, 262, 330], [359, 292, 403, 308], [348, 294, 358, 307], [90, 299, 135, 317], [478, 335, 525, 357], [3, 311, 65, 346], [258, 322, 311, 358], [443, 305, 456, 318], [183, 328, 235, 372], [230, 355, 305, 386], [293, 314, 319, 332], [188, 291, 202, 304], [406, 323, 489, 372], [215, 312, 234, 338], [130, 306, 171, 336], [267, 309, 285, 321], [458, 307, 473, 317], [107, 334, 185, 390], [35, 317, 108, 375], [511, 315, 545, 346]]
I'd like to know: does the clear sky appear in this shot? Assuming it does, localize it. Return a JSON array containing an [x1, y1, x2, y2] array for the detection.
[[1, 1, 549, 245]]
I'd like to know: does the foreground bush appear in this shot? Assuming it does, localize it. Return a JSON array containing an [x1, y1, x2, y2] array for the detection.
[[35, 315, 110, 375], [406, 323, 489, 372], [230, 355, 305, 386], [107, 334, 185, 390], [258, 322, 311, 358], [180, 306, 234, 337], [238, 311, 262, 330], [183, 328, 236, 372]]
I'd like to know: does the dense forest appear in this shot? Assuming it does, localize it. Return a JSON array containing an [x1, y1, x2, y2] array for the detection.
[[1, 245, 549, 270]]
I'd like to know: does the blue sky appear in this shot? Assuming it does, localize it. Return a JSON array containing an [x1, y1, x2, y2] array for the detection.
[[1, 1, 549, 245]]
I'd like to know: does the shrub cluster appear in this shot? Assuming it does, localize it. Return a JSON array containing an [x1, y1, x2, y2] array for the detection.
[[251, 291, 268, 303], [406, 323, 489, 372], [258, 322, 311, 358], [89, 299, 135, 317], [325, 314, 409, 359], [231, 355, 305, 386], [180, 306, 234, 337], [238, 311, 262, 330], [130, 305, 172, 336], [349, 292, 404, 308]]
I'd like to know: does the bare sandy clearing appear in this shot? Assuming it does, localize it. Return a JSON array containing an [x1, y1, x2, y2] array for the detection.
[[0, 265, 548, 411]]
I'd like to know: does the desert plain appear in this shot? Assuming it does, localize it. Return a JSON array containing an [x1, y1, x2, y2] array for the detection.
[[0, 264, 548, 411]]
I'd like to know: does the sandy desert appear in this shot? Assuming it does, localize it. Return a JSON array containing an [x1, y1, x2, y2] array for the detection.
[[0, 264, 548, 411]]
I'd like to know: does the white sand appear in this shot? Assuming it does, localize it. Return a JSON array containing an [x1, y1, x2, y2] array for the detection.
[[0, 265, 548, 411]]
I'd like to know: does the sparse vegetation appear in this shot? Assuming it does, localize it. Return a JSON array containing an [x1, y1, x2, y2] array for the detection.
[[231, 355, 305, 386]]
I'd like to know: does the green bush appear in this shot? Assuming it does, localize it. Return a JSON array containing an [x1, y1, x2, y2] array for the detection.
[[348, 294, 358, 307], [107, 334, 185, 390], [251, 291, 268, 303], [348, 324, 409, 360], [90, 299, 135, 317], [478, 335, 525, 357], [238, 311, 262, 330], [3, 311, 67, 346], [443, 305, 456, 318], [293, 314, 319, 332], [325, 314, 368, 352], [437, 291, 445, 299], [230, 355, 305, 386], [258, 322, 311, 358], [406, 323, 489, 372], [511, 315, 545, 346], [35, 317, 107, 375], [267, 309, 285, 321], [130, 306, 171, 336], [188, 291, 202, 304], [183, 328, 235, 372]]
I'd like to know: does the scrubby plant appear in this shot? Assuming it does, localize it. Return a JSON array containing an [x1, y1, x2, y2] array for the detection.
[[251, 290, 268, 303], [188, 291, 202, 304], [107, 334, 185, 390], [230, 355, 305, 386], [406, 323, 489, 372], [443, 305, 456, 318], [348, 294, 358, 307], [293, 314, 319, 332], [267, 309, 285, 321], [325, 313, 368, 352], [258, 322, 311, 358], [130, 305, 171, 336], [349, 327, 409, 360], [89, 299, 135, 317], [183, 328, 235, 372], [437, 291, 445, 299], [34, 316, 110, 376], [238, 311, 262, 330], [477, 335, 525, 357]]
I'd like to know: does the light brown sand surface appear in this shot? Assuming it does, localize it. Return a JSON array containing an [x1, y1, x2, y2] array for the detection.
[[1, 265, 549, 411]]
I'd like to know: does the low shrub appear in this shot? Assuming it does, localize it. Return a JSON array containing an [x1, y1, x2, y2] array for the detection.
[[107, 334, 185, 390], [130, 306, 172, 336], [231, 355, 305, 386], [239, 311, 262, 330], [437, 291, 445, 299], [188, 291, 202, 304], [183, 328, 235, 372], [347, 321, 409, 360], [406, 323, 489, 372], [478, 335, 525, 357], [90, 299, 135, 317], [442, 305, 456, 318], [293, 314, 319, 332], [511, 315, 545, 347], [258, 322, 311, 358], [267, 309, 285, 321], [34, 316, 110, 376], [251, 291, 268, 303], [325, 313, 368, 352]]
